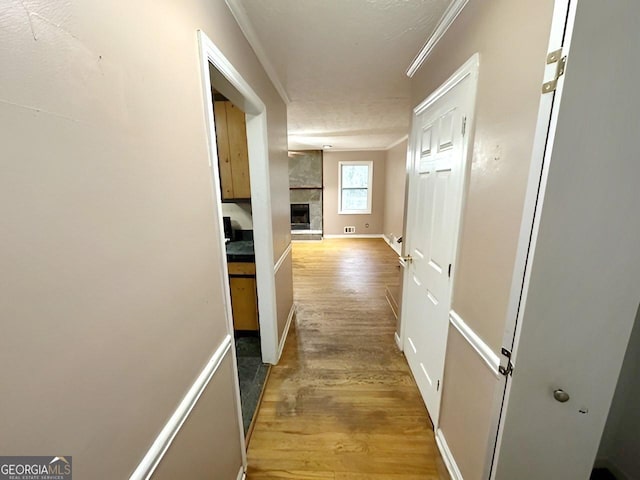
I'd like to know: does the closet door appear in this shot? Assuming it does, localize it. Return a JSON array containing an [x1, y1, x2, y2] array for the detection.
[[491, 1, 640, 478]]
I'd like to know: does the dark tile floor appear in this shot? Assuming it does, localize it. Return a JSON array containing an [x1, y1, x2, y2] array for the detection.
[[235, 336, 269, 434]]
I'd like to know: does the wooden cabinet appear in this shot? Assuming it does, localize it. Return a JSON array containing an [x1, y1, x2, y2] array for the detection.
[[213, 100, 251, 201], [228, 262, 259, 331]]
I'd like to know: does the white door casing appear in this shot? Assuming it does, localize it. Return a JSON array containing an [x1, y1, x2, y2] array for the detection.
[[401, 55, 479, 425]]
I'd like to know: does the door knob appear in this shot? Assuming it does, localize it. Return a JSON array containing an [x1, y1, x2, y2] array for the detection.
[[553, 389, 570, 403]]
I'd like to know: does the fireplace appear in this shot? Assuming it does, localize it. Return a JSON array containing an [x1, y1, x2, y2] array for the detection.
[[291, 203, 311, 230]]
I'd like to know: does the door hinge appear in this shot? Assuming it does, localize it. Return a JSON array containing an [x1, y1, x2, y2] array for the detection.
[[448, 264, 452, 278], [437, 380, 440, 391], [542, 48, 567, 93], [461, 116, 467, 135], [499, 347, 514, 377]]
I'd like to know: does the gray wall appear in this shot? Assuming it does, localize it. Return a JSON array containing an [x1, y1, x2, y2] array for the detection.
[[0, 0, 290, 477]]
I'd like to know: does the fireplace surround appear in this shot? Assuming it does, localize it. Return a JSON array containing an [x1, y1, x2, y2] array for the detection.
[[289, 150, 323, 238]]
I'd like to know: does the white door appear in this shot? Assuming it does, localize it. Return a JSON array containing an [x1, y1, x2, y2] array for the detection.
[[401, 57, 478, 424], [492, 0, 640, 478]]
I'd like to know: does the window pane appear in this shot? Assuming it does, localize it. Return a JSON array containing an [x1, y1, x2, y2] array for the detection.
[[342, 188, 368, 211], [342, 165, 369, 188]]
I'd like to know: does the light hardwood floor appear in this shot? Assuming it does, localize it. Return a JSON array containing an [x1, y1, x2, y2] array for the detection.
[[246, 239, 448, 479]]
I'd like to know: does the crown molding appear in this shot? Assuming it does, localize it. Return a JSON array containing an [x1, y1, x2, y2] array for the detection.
[[225, 0, 291, 104], [406, 0, 470, 78], [386, 134, 409, 150], [322, 147, 388, 153]]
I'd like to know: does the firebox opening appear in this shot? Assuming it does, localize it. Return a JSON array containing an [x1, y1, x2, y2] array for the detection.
[[291, 203, 310, 230]]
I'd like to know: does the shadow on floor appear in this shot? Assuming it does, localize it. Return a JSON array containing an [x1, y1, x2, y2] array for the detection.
[[591, 468, 617, 479]]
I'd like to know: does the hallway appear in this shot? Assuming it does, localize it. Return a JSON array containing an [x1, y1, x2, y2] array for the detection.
[[246, 239, 447, 479]]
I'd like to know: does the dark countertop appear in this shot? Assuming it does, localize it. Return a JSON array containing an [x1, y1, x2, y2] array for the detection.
[[226, 240, 255, 263]]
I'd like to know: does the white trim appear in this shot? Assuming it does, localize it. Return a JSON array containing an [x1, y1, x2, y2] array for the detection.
[[317, 146, 387, 153], [236, 465, 246, 480], [414, 54, 479, 116], [383, 234, 402, 256], [338, 160, 374, 214], [398, 54, 480, 418], [394, 331, 403, 351], [274, 243, 292, 274], [435, 428, 464, 480], [197, 31, 249, 470], [291, 229, 323, 235], [406, 0, 470, 78], [224, 0, 290, 105], [247, 112, 280, 366], [197, 30, 280, 367], [276, 304, 296, 363], [130, 336, 233, 480], [386, 134, 409, 150], [291, 239, 323, 243], [449, 310, 501, 378], [323, 234, 384, 239]]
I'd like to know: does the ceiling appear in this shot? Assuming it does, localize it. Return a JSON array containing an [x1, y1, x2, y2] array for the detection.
[[228, 0, 452, 151]]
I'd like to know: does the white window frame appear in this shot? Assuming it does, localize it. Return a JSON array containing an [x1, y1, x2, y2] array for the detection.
[[338, 160, 373, 214]]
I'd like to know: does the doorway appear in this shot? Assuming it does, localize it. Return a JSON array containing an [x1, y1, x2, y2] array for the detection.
[[197, 30, 280, 450], [400, 54, 478, 425], [210, 88, 269, 437]]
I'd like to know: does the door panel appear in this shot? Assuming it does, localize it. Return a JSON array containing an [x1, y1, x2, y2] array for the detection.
[[402, 65, 477, 424]]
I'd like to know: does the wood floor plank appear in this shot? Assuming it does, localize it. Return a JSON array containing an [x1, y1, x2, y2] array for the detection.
[[246, 239, 448, 479]]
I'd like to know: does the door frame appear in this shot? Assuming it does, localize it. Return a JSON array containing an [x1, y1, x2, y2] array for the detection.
[[196, 30, 280, 469], [197, 30, 280, 366], [398, 53, 479, 426]]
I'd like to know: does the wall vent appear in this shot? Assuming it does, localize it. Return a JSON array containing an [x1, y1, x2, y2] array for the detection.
[[344, 226, 356, 233]]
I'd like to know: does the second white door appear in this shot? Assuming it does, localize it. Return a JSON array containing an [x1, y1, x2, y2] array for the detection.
[[402, 57, 477, 424]]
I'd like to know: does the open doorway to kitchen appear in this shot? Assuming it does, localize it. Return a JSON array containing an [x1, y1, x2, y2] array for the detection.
[[211, 88, 269, 438], [198, 30, 278, 447]]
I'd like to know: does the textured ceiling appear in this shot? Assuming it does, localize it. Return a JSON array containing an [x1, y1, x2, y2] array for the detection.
[[234, 0, 451, 150]]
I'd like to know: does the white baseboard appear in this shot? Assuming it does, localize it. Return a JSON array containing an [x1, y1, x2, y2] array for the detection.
[[394, 331, 403, 351], [291, 229, 322, 234], [323, 234, 384, 239], [276, 303, 296, 363], [236, 466, 246, 480], [435, 428, 464, 480], [383, 234, 402, 255], [130, 335, 233, 479]]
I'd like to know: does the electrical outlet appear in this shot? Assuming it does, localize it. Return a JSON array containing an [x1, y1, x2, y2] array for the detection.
[[344, 226, 356, 233]]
